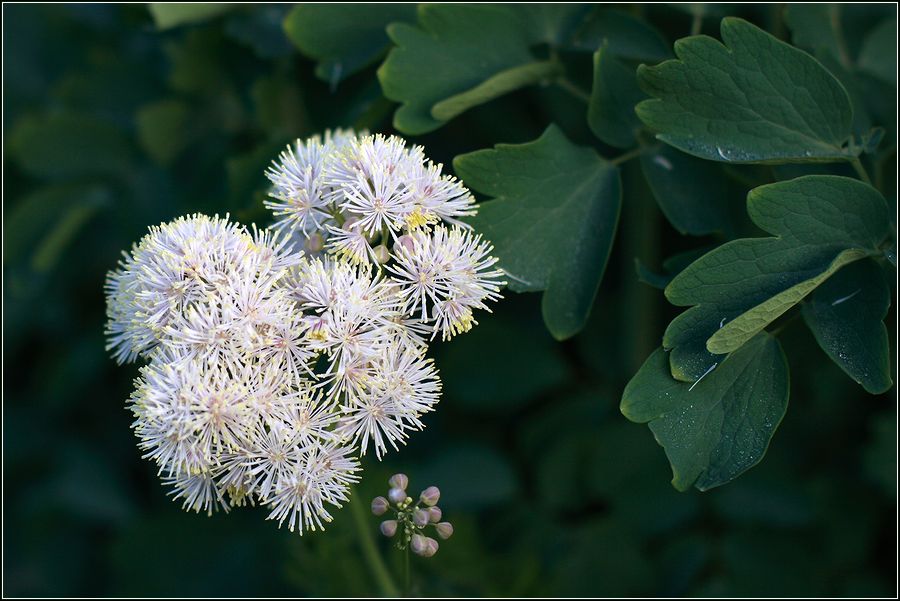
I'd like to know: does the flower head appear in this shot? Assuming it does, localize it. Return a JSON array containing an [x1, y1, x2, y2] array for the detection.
[[108, 131, 504, 535]]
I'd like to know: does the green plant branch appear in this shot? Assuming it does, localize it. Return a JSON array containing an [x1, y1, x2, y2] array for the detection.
[[610, 146, 644, 166], [690, 11, 703, 36], [350, 486, 400, 597], [850, 157, 872, 185], [555, 77, 591, 104]]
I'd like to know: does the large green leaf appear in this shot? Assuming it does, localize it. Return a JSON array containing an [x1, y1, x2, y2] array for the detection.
[[663, 175, 890, 382], [283, 4, 417, 86], [378, 4, 581, 134], [802, 259, 893, 394], [621, 333, 789, 491], [455, 125, 621, 340], [640, 144, 736, 236], [588, 46, 645, 149], [636, 18, 857, 164], [148, 3, 235, 31], [858, 17, 897, 85], [569, 8, 671, 62]]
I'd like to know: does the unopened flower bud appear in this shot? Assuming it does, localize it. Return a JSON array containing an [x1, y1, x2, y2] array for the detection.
[[388, 473, 408, 490], [380, 520, 398, 537], [410, 533, 428, 556], [435, 521, 454, 540], [388, 487, 406, 505], [305, 232, 324, 253], [427, 506, 442, 523], [371, 496, 389, 516], [396, 234, 415, 253], [344, 216, 361, 231], [373, 244, 391, 264], [419, 486, 440, 506], [424, 537, 439, 557], [413, 508, 429, 528]]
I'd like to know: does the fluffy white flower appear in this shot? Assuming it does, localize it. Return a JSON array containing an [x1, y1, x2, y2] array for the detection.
[[110, 130, 505, 536], [387, 225, 506, 339], [264, 129, 360, 237]]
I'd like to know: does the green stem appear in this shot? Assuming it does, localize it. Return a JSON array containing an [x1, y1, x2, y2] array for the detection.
[[556, 77, 591, 104], [690, 11, 703, 36], [404, 546, 411, 597], [610, 146, 644, 166], [350, 487, 400, 597], [850, 157, 872, 185]]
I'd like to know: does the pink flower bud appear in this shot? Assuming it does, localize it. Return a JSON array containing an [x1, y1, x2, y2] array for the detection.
[[410, 534, 428, 556], [371, 496, 389, 516], [305, 233, 324, 253], [388, 487, 406, 505], [427, 506, 442, 523], [419, 486, 440, 506], [380, 520, 398, 537], [388, 473, 408, 490], [413, 508, 429, 528], [396, 234, 415, 253], [435, 522, 454, 540], [424, 537, 439, 557]]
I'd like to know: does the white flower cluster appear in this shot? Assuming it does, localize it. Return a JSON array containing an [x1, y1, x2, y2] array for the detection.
[[105, 131, 505, 534]]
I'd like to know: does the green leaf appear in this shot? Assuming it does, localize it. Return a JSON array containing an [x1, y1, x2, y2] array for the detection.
[[455, 125, 622, 340], [640, 144, 735, 235], [283, 4, 416, 86], [135, 99, 193, 165], [636, 246, 715, 290], [8, 113, 132, 180], [569, 9, 672, 62], [664, 175, 890, 382], [432, 61, 563, 122], [148, 3, 235, 31], [801, 259, 893, 394], [636, 18, 857, 164], [378, 4, 578, 134], [784, 4, 850, 67], [858, 18, 897, 85], [588, 47, 645, 149], [621, 333, 789, 491]]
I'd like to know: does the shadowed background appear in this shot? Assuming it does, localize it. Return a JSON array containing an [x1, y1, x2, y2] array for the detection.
[[3, 4, 896, 597]]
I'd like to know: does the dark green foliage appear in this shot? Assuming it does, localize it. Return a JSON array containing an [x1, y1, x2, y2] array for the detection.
[[4, 3, 895, 597]]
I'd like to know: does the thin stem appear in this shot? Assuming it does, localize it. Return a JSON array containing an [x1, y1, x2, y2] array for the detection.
[[610, 146, 644, 166], [404, 546, 411, 597], [828, 4, 853, 69], [350, 487, 400, 597], [850, 158, 872, 185], [690, 11, 703, 36], [556, 77, 591, 104]]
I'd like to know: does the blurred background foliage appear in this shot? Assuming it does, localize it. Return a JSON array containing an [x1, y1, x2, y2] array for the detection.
[[3, 3, 896, 597]]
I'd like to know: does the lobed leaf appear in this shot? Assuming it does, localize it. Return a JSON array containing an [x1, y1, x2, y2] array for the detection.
[[663, 175, 891, 382], [802, 259, 893, 394], [378, 4, 583, 134], [621, 333, 789, 491], [283, 4, 416, 86], [588, 47, 645, 149], [455, 126, 621, 340], [636, 18, 857, 164], [639, 144, 736, 236]]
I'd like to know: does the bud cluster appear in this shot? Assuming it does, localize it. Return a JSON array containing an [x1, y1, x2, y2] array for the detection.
[[105, 131, 504, 535], [372, 473, 453, 557]]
